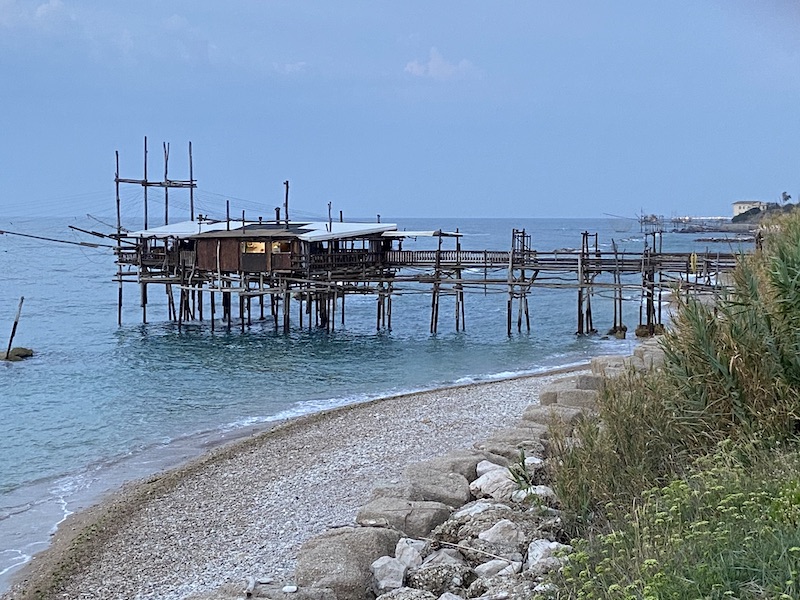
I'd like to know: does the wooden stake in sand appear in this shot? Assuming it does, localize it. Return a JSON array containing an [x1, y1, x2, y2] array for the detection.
[[5, 296, 24, 359]]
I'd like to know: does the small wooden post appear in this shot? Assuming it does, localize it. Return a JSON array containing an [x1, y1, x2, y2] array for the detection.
[[5, 296, 24, 359], [377, 283, 383, 331], [386, 284, 392, 331], [210, 290, 216, 333], [283, 289, 291, 333], [299, 288, 304, 329]]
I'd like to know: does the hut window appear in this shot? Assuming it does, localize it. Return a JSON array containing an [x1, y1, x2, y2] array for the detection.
[[243, 241, 266, 254], [272, 241, 291, 253]]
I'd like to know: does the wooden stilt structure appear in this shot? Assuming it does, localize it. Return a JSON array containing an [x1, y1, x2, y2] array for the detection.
[[110, 142, 743, 339]]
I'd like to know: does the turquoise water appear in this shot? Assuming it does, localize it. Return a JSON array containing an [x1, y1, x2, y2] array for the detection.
[[0, 215, 744, 588]]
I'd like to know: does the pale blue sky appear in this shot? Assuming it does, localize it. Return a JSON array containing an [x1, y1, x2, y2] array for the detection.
[[1, 1, 799, 221]]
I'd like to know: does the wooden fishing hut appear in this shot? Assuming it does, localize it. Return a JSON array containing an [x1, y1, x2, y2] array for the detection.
[[115, 213, 468, 334]]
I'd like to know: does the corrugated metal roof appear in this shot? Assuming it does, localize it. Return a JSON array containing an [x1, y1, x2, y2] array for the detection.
[[381, 230, 462, 238], [296, 221, 397, 242], [127, 220, 245, 238], [127, 220, 399, 242]]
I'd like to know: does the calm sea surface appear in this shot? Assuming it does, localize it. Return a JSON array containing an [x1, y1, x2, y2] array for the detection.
[[0, 214, 745, 589]]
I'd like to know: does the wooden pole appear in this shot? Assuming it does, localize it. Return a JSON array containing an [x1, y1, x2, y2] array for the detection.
[[506, 230, 516, 336], [299, 287, 304, 329], [240, 293, 245, 332], [163, 142, 170, 226], [210, 289, 216, 332], [5, 296, 24, 359], [387, 284, 392, 331], [284, 180, 290, 227], [283, 287, 290, 333], [115, 151, 123, 326], [189, 141, 195, 221], [143, 136, 149, 230]]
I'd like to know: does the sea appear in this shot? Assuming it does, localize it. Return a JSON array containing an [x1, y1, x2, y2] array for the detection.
[[0, 213, 749, 590]]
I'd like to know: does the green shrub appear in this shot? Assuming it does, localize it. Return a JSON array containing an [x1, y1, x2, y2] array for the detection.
[[543, 212, 800, 598], [544, 443, 800, 600], [549, 369, 687, 533]]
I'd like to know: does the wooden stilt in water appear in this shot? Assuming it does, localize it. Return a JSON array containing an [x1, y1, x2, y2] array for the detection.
[[386, 284, 392, 331], [5, 296, 24, 360], [141, 283, 148, 324], [506, 230, 517, 336], [226, 286, 232, 333], [177, 288, 184, 332], [210, 290, 216, 333], [377, 283, 383, 331], [330, 291, 335, 332], [283, 288, 290, 333], [240, 293, 245, 332]]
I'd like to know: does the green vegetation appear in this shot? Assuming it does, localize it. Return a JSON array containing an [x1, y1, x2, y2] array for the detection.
[[540, 211, 800, 599]]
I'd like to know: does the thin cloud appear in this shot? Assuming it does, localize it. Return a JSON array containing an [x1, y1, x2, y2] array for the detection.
[[273, 61, 308, 75], [404, 47, 480, 80], [34, 0, 62, 20]]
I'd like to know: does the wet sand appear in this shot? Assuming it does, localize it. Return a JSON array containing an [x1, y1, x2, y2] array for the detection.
[[3, 364, 587, 600]]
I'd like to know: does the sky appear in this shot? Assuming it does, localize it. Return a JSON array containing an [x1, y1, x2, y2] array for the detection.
[[1, 1, 799, 222]]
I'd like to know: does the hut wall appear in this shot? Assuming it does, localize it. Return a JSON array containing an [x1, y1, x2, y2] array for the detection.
[[195, 238, 241, 272]]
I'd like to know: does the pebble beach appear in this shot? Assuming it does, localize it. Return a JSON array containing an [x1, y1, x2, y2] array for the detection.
[[2, 366, 587, 600]]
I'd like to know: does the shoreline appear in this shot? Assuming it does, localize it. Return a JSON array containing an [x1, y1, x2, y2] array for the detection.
[[0, 360, 592, 591], [2, 361, 589, 600]]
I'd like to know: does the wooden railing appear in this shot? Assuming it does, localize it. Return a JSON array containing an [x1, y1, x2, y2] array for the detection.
[[117, 246, 741, 278]]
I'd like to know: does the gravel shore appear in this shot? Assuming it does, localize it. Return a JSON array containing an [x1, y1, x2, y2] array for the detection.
[[4, 366, 586, 600]]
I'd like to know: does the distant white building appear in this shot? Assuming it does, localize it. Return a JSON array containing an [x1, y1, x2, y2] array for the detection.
[[732, 200, 767, 217]]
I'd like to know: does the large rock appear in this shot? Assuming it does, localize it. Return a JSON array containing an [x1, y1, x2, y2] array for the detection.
[[477, 518, 525, 549], [551, 388, 599, 409], [476, 459, 506, 478], [416, 450, 486, 481], [469, 469, 517, 502], [370, 481, 422, 502], [538, 377, 581, 405], [574, 373, 604, 391], [357, 497, 451, 538], [420, 548, 467, 567], [295, 526, 402, 599], [521, 404, 587, 430], [591, 354, 626, 377], [404, 463, 472, 508], [371, 556, 407, 596], [472, 439, 542, 461], [405, 563, 474, 597], [526, 539, 573, 571], [395, 538, 427, 570], [473, 558, 521, 578]]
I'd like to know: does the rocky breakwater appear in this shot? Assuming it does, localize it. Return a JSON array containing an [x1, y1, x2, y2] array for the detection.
[[218, 340, 666, 600]]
